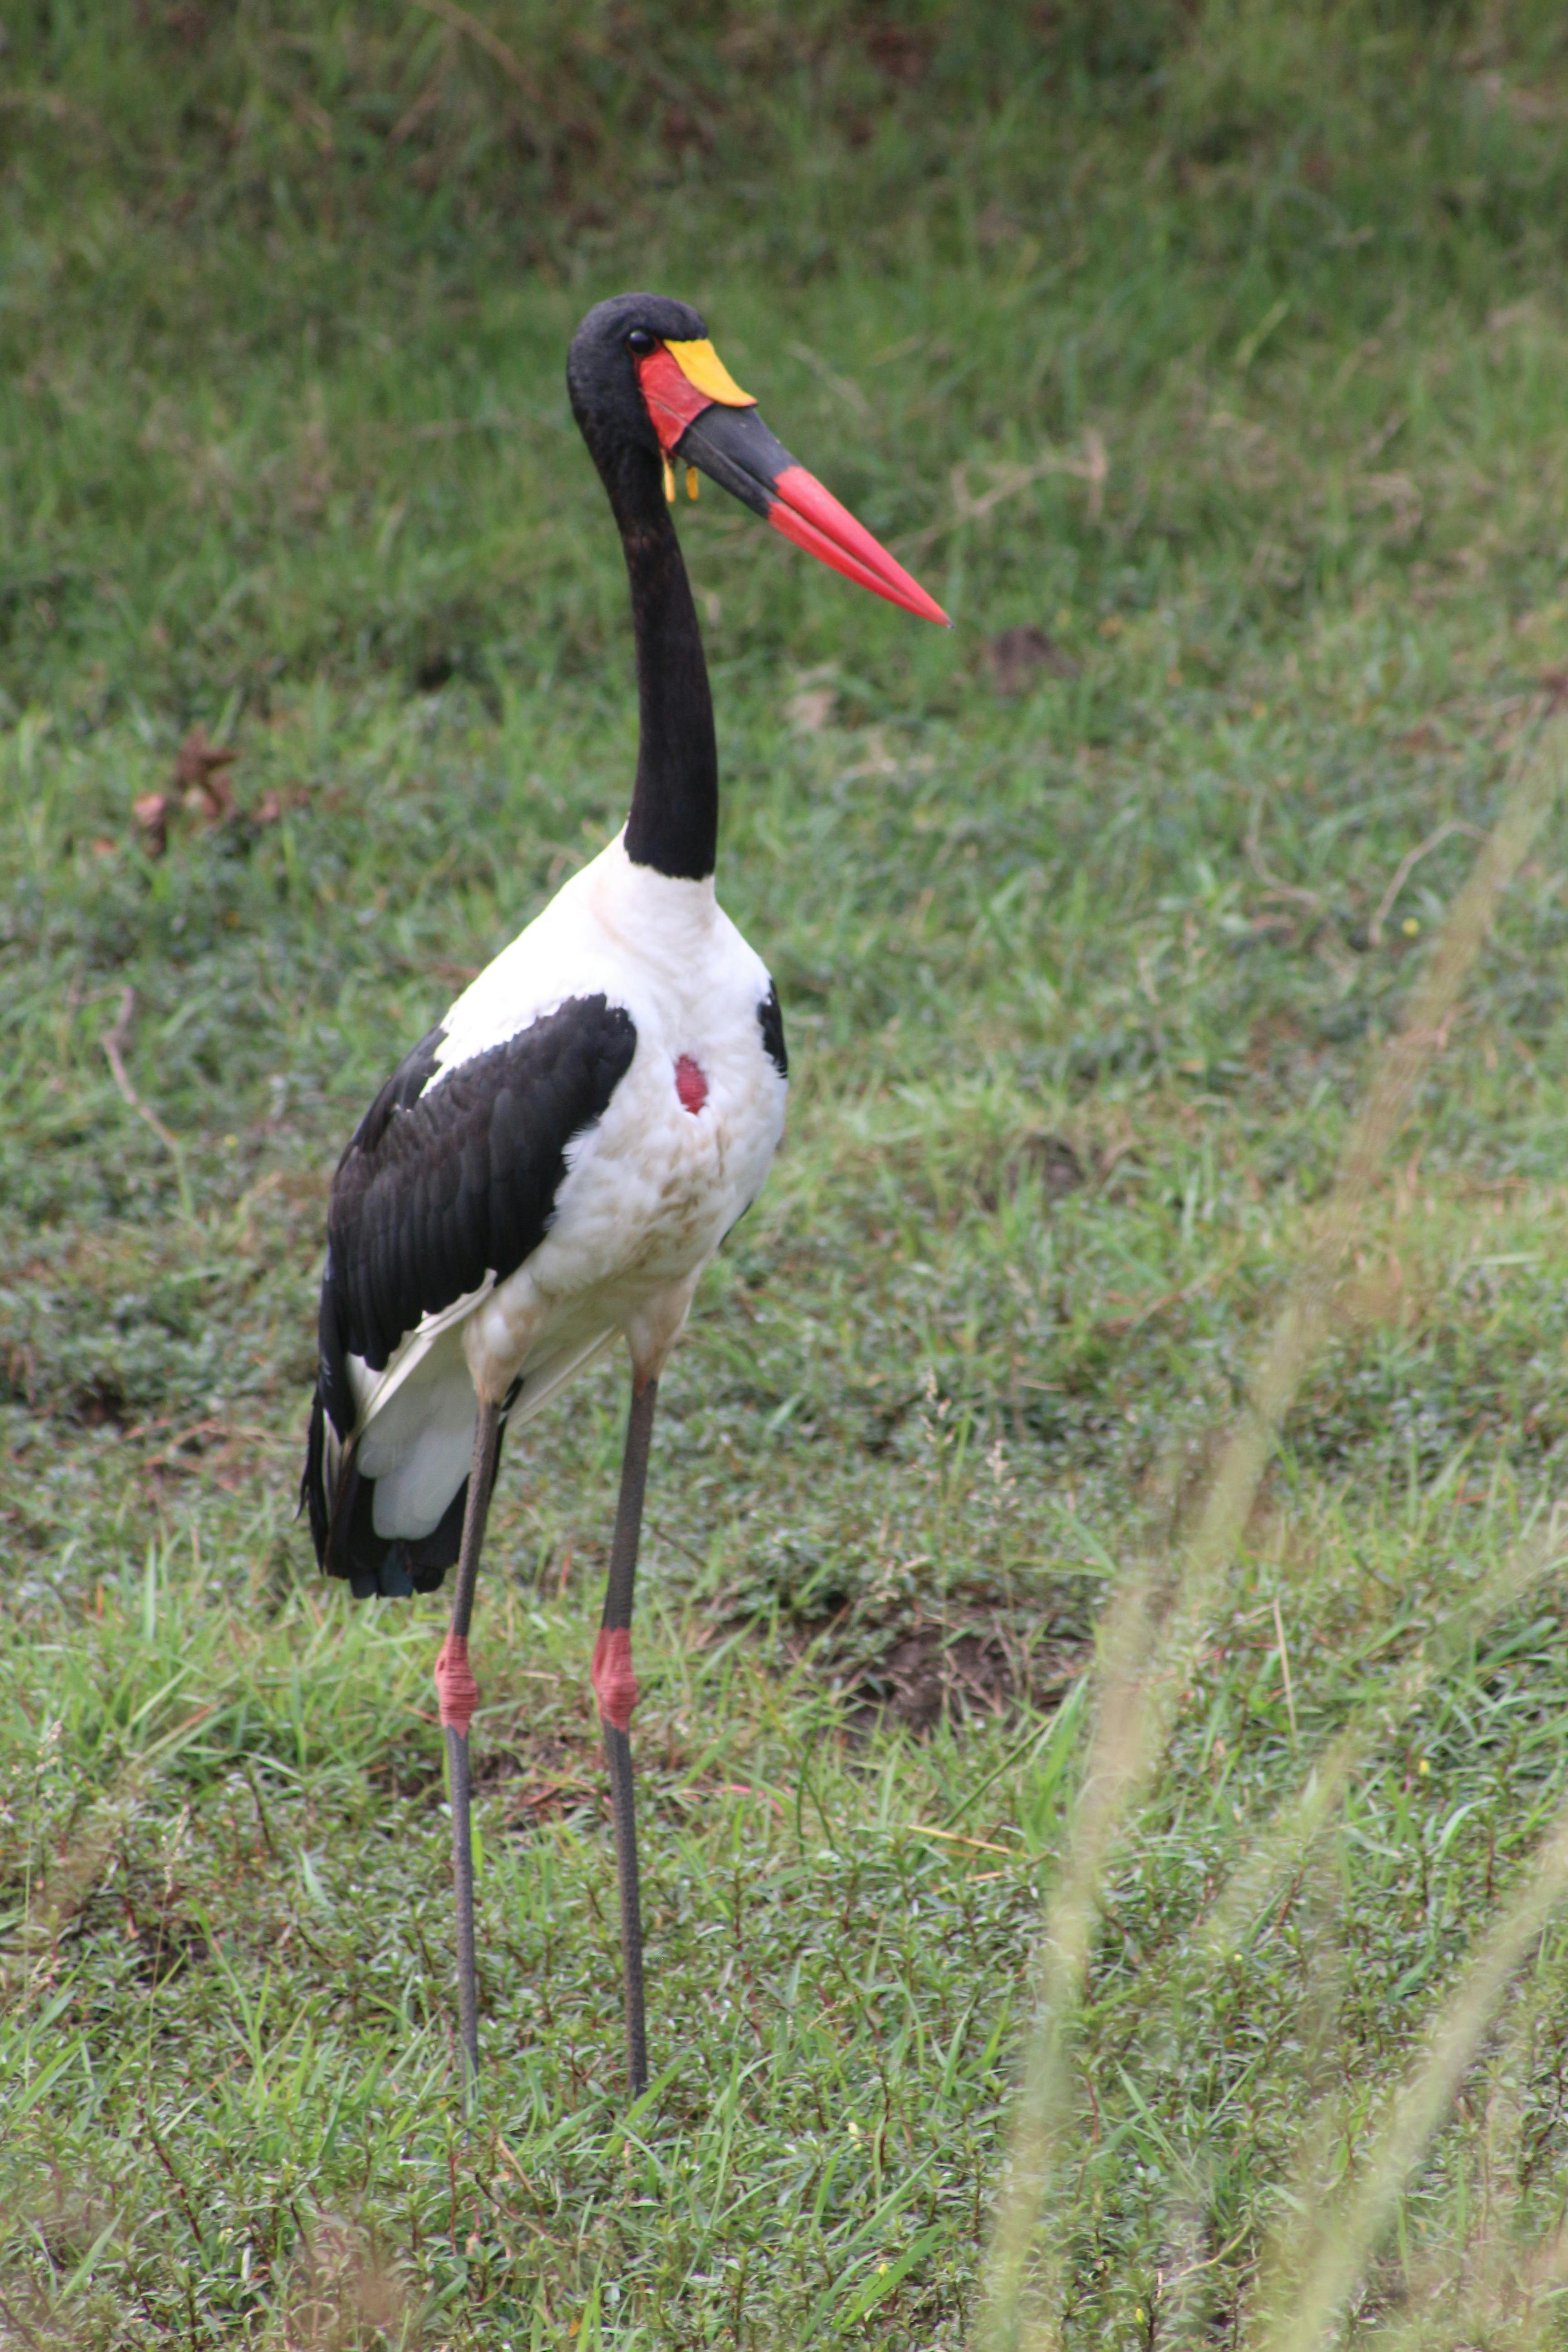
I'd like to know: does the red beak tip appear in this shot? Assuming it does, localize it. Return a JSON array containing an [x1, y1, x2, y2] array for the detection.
[[768, 463, 951, 631]]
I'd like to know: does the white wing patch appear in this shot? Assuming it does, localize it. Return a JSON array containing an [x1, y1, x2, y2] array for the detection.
[[362, 1328, 476, 1538], [347, 1272, 497, 1436]]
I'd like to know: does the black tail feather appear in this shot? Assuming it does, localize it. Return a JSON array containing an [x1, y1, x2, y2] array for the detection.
[[300, 1383, 504, 1599], [302, 1387, 333, 1566]]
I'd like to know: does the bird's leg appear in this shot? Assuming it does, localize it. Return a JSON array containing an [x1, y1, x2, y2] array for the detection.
[[593, 1374, 658, 2100], [436, 1397, 502, 2104]]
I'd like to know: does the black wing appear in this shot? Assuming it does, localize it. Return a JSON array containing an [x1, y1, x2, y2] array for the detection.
[[302, 994, 637, 1588], [757, 981, 788, 1078]]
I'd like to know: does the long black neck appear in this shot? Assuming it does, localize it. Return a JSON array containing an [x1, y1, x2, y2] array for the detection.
[[600, 442, 718, 881]]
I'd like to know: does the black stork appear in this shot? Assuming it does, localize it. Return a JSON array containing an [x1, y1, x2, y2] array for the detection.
[[302, 293, 948, 2099]]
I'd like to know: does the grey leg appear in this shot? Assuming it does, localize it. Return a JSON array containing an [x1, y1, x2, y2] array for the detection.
[[436, 1398, 502, 2103], [592, 1376, 658, 2099]]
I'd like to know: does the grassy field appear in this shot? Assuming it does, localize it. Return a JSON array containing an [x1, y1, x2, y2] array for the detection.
[[5, 3, 1568, 2343]]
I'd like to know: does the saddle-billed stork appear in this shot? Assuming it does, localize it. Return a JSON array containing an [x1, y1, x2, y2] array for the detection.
[[301, 294, 947, 2099]]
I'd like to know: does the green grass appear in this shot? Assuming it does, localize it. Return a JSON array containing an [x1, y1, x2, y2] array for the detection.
[[5, 1, 1568, 2342]]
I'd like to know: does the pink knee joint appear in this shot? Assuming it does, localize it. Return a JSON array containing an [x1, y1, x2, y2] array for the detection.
[[592, 1628, 639, 1734], [435, 1632, 479, 1735]]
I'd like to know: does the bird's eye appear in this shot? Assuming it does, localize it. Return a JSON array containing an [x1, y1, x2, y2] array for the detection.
[[626, 329, 656, 358]]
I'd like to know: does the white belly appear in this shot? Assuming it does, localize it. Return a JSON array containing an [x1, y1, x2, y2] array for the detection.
[[349, 834, 786, 1542], [464, 1007, 780, 1396]]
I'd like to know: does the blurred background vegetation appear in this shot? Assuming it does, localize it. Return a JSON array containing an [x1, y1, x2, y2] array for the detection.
[[5, 0, 1566, 715], [5, 3, 1568, 2346]]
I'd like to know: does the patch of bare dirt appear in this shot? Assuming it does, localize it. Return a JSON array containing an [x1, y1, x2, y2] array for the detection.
[[984, 624, 1080, 695], [130, 1899, 210, 1984], [839, 1622, 1082, 1734], [475, 1729, 602, 1825], [71, 1374, 130, 1429], [977, 1132, 1087, 1210]]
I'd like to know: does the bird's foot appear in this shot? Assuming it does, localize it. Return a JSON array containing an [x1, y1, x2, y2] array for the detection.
[[592, 1627, 639, 1732], [435, 1632, 480, 1734]]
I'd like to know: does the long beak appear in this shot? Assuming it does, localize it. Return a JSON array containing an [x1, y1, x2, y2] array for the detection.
[[676, 402, 950, 628]]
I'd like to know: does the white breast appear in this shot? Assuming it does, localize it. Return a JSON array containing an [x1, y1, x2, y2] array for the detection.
[[353, 831, 786, 1531], [459, 833, 784, 1394]]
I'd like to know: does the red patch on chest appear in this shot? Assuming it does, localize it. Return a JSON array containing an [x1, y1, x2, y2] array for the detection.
[[675, 1054, 708, 1115]]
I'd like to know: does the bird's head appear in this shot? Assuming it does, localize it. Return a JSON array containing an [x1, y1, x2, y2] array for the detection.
[[567, 292, 949, 627]]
